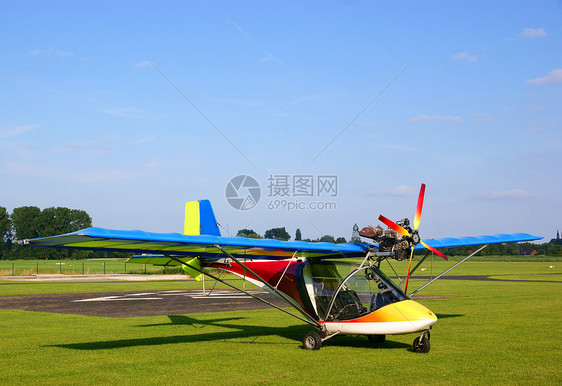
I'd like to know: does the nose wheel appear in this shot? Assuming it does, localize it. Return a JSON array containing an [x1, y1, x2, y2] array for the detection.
[[413, 330, 431, 353], [367, 334, 386, 344]]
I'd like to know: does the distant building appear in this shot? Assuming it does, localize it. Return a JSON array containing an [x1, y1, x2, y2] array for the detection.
[[550, 230, 562, 246]]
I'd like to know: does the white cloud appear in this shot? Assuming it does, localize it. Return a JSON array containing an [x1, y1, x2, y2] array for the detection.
[[527, 68, 562, 86], [3, 161, 58, 179], [520, 27, 547, 38], [227, 18, 253, 40], [129, 136, 155, 145], [472, 112, 493, 122], [56, 136, 117, 158], [472, 189, 533, 200], [28, 48, 73, 57], [452, 51, 478, 62], [55, 134, 156, 157], [527, 105, 546, 110], [369, 185, 416, 197], [261, 51, 282, 64], [75, 162, 158, 183], [4, 160, 159, 183], [0, 124, 38, 139], [290, 94, 329, 105], [409, 114, 463, 123], [105, 107, 154, 119], [134, 60, 152, 68]]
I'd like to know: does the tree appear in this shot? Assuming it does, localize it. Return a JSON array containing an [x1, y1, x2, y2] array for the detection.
[[319, 235, 336, 243], [10, 206, 41, 240], [236, 228, 262, 239], [33, 207, 93, 259], [335, 237, 347, 243], [264, 227, 291, 241], [0, 206, 11, 257], [10, 206, 93, 259], [295, 228, 302, 241], [37, 207, 91, 237]]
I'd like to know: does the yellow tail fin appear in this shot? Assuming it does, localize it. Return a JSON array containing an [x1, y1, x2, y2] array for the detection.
[[183, 199, 221, 236]]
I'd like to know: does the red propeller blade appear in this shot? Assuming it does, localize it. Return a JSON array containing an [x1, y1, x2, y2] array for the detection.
[[413, 183, 425, 230], [378, 215, 410, 237], [420, 240, 448, 260]]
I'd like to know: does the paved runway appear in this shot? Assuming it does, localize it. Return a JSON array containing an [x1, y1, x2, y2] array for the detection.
[[0, 289, 288, 318]]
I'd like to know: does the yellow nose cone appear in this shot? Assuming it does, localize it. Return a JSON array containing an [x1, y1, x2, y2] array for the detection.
[[366, 299, 437, 327], [387, 299, 437, 321]]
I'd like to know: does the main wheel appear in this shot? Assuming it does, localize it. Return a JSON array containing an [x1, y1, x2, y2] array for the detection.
[[303, 331, 322, 350], [367, 334, 386, 344], [413, 335, 430, 353]]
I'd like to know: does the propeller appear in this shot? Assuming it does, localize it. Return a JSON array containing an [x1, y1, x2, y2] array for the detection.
[[377, 183, 447, 294]]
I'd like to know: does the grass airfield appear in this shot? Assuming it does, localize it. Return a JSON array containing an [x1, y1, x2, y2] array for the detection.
[[0, 261, 560, 385]]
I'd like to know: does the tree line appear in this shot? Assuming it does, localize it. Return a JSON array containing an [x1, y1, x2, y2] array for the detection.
[[437, 241, 561, 256], [236, 227, 347, 244], [0, 205, 124, 260]]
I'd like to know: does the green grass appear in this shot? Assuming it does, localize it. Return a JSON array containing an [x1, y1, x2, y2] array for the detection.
[[0, 263, 561, 384]]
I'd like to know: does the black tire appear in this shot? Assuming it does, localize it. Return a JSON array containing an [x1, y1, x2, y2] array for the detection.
[[367, 334, 386, 344], [413, 336, 430, 353], [303, 331, 322, 350]]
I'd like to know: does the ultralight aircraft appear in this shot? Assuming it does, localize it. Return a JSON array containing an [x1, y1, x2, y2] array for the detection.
[[19, 184, 541, 352]]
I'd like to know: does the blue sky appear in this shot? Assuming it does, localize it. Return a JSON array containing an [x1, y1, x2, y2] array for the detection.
[[1, 0, 560, 242]]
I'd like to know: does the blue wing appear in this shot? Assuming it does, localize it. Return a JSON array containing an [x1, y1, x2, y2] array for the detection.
[[415, 233, 541, 250], [21, 227, 541, 261], [21, 227, 369, 260]]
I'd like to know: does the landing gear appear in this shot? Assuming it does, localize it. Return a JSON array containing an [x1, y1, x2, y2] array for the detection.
[[367, 334, 386, 344], [413, 330, 430, 353], [303, 331, 323, 350]]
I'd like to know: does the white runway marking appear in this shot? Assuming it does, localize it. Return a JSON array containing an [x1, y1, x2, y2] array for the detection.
[[73, 294, 163, 302], [188, 290, 260, 299], [72, 290, 263, 302]]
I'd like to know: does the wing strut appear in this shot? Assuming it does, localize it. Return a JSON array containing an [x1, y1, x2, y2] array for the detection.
[[165, 254, 320, 328], [409, 244, 488, 296], [274, 251, 297, 289], [213, 245, 320, 327]]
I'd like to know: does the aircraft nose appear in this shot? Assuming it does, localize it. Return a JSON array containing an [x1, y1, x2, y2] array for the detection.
[[390, 299, 437, 322], [379, 299, 437, 332]]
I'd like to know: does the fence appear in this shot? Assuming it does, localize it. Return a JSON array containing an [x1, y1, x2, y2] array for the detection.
[[0, 259, 183, 276]]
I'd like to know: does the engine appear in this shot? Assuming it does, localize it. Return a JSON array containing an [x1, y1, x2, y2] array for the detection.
[[358, 218, 418, 260]]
